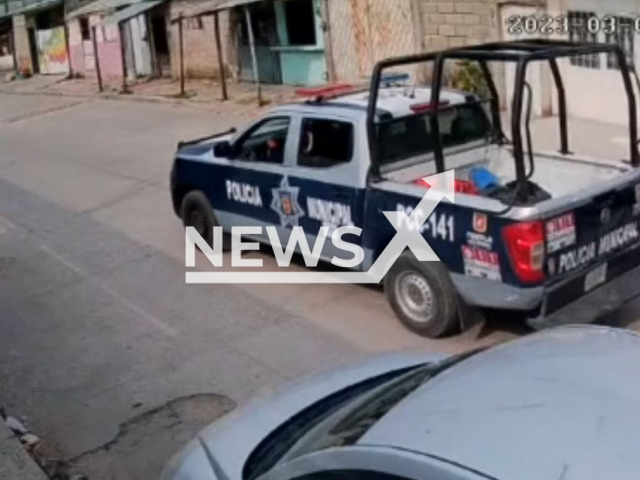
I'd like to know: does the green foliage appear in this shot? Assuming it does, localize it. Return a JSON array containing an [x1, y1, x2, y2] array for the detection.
[[451, 60, 490, 99]]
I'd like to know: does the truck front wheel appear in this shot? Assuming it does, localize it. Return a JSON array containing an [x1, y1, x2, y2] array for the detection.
[[384, 252, 459, 338], [181, 191, 230, 251]]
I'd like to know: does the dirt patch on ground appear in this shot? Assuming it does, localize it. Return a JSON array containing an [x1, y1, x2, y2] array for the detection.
[[69, 393, 235, 480]]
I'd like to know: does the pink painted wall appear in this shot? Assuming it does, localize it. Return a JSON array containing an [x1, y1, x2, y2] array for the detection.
[[68, 44, 86, 75], [67, 19, 87, 75], [66, 17, 124, 81], [96, 39, 123, 79]]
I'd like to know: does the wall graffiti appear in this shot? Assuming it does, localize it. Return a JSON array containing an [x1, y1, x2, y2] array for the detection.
[[37, 27, 70, 74]]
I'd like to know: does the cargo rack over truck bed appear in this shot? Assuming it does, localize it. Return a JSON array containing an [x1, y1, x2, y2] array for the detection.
[[366, 39, 640, 203]]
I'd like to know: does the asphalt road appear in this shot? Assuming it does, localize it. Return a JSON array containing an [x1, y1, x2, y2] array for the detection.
[[0, 92, 637, 479]]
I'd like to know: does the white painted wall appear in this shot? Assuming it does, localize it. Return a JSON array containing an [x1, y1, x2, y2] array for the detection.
[[127, 15, 152, 77], [0, 55, 13, 70], [500, 3, 549, 117], [548, 0, 640, 126]]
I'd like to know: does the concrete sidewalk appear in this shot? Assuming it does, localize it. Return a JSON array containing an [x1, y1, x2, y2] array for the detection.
[[0, 421, 48, 480], [0, 74, 299, 118]]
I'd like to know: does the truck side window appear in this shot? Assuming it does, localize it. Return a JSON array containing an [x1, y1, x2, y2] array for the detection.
[[298, 118, 354, 168], [237, 117, 290, 165]]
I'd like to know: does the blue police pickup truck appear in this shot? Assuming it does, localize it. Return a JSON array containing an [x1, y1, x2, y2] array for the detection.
[[171, 40, 640, 338]]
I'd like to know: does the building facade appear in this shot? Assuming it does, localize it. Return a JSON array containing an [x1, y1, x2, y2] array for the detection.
[[66, 9, 124, 80], [65, 0, 171, 84], [0, 0, 70, 75], [171, 0, 330, 85], [168, 0, 234, 80], [546, 0, 640, 125], [169, 0, 537, 89]]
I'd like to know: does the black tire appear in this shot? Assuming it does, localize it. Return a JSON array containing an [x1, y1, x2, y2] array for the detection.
[[180, 191, 230, 250], [384, 252, 459, 338]]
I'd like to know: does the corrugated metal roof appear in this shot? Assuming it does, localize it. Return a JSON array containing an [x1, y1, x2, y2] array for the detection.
[[65, 0, 132, 19], [175, 0, 259, 20], [2, 0, 62, 17], [99, 0, 160, 25]]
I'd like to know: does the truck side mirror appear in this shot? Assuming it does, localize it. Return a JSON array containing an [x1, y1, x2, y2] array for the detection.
[[214, 141, 233, 158]]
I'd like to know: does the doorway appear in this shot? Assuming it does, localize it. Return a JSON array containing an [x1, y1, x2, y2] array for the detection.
[[0, 19, 14, 71], [78, 17, 95, 72], [27, 27, 40, 73], [237, 3, 282, 84], [150, 10, 170, 76]]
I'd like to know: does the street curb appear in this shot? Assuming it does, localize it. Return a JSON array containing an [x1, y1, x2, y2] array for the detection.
[[0, 83, 283, 114], [0, 86, 245, 112], [0, 87, 189, 105], [0, 421, 49, 480]]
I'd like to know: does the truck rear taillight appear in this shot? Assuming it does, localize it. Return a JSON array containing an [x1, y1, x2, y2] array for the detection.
[[502, 221, 545, 284]]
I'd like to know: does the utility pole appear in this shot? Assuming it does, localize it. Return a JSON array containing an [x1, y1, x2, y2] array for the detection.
[[91, 26, 103, 92], [178, 15, 185, 96], [118, 22, 130, 93], [244, 6, 262, 105], [213, 11, 228, 101]]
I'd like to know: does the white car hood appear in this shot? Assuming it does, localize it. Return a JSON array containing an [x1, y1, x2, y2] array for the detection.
[[179, 351, 447, 480]]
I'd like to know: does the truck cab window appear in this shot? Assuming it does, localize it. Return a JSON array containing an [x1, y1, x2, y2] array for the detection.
[[439, 105, 489, 146], [298, 119, 354, 168], [378, 103, 489, 165], [237, 117, 290, 165]]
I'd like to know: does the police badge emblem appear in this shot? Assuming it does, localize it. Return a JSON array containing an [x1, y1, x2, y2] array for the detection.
[[271, 177, 305, 228]]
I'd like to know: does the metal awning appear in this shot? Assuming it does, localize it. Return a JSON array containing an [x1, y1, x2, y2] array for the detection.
[[99, 0, 162, 25], [5, 0, 63, 18], [175, 0, 259, 20], [66, 0, 132, 20]]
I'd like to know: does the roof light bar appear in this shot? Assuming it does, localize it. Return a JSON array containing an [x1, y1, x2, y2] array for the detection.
[[409, 100, 451, 113], [295, 84, 355, 100], [380, 72, 411, 86]]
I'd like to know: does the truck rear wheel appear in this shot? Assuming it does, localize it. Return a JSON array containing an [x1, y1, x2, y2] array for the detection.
[[181, 191, 230, 251], [384, 252, 459, 338]]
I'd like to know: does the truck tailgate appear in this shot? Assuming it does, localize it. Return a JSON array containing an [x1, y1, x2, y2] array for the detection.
[[541, 178, 640, 317]]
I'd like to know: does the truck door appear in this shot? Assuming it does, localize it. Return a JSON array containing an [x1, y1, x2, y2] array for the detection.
[[280, 115, 365, 266], [214, 116, 295, 231]]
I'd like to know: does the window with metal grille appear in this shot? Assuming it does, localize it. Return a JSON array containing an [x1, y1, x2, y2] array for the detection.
[[284, 0, 316, 46], [606, 16, 634, 70], [568, 11, 601, 69]]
